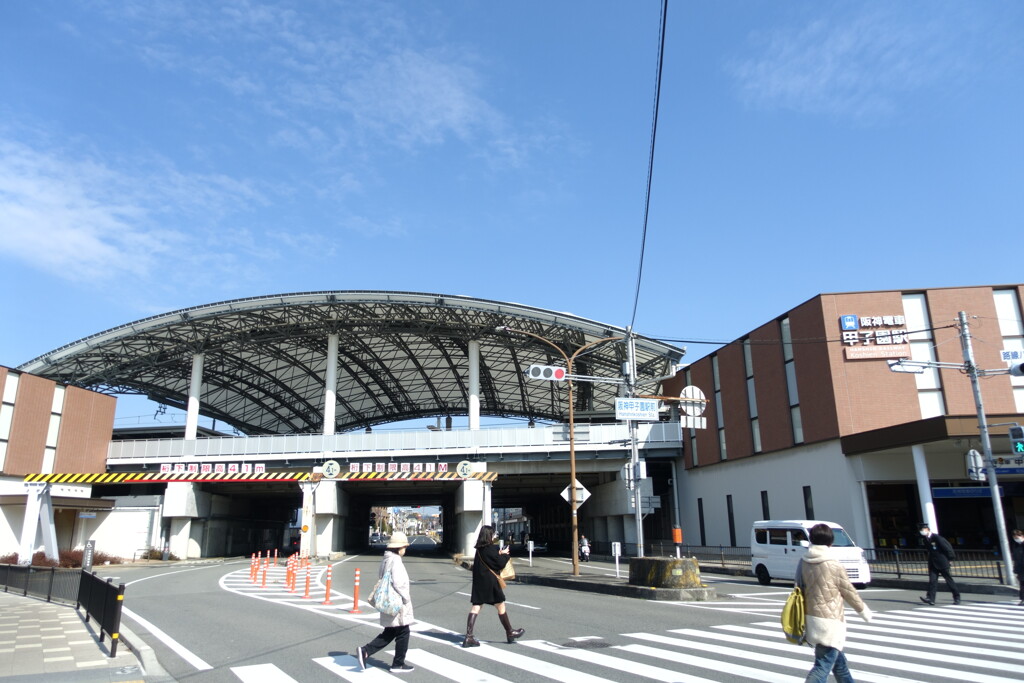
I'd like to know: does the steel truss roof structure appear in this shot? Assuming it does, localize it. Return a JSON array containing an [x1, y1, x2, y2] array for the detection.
[[20, 291, 685, 435]]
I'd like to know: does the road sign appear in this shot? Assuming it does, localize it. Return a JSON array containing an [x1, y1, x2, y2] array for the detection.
[[679, 385, 707, 416], [456, 460, 474, 478], [560, 479, 590, 505], [615, 397, 659, 421], [322, 460, 341, 478]]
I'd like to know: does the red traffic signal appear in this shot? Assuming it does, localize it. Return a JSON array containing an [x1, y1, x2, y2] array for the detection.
[[526, 364, 567, 381]]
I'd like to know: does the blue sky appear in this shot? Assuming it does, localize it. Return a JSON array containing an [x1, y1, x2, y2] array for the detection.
[[2, 1, 1022, 427]]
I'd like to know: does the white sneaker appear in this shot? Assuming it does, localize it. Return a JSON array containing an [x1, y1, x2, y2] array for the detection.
[[356, 646, 366, 671]]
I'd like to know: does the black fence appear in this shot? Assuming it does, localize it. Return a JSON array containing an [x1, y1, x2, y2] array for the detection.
[[0, 564, 127, 658], [77, 571, 126, 657], [0, 564, 83, 604], [621, 543, 1008, 582]]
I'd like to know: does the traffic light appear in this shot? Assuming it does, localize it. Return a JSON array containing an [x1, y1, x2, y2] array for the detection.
[[525, 364, 567, 381], [1010, 426, 1024, 455]]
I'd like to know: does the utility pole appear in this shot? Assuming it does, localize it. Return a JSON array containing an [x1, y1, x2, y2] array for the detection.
[[625, 328, 645, 558], [958, 311, 1016, 587]]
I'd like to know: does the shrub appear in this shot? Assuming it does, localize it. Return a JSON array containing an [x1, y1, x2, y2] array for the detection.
[[0, 549, 122, 568]]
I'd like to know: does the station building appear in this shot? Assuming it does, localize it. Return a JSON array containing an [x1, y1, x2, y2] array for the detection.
[[670, 284, 1024, 551]]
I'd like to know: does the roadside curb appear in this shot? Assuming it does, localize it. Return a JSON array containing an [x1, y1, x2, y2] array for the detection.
[[119, 623, 177, 683]]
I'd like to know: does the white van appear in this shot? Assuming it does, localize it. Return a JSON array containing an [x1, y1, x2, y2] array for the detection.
[[751, 520, 871, 588]]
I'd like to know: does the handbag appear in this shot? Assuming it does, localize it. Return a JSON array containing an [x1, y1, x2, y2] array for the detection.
[[781, 585, 806, 645], [481, 552, 508, 589], [367, 566, 403, 616], [499, 558, 516, 582]]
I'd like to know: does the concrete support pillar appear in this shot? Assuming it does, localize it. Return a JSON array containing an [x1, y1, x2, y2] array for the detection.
[[468, 340, 480, 431], [912, 444, 937, 532], [324, 333, 339, 436], [163, 482, 205, 559], [184, 353, 204, 441], [18, 483, 58, 564], [299, 480, 317, 558], [313, 479, 344, 558], [455, 476, 491, 556]]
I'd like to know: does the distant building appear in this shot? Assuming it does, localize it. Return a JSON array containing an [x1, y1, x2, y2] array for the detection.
[[668, 284, 1024, 551]]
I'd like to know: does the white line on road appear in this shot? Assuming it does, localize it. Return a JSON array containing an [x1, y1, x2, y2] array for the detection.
[[232, 663, 299, 682], [454, 591, 540, 610], [121, 606, 212, 671]]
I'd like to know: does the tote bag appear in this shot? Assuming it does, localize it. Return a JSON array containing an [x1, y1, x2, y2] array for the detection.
[[499, 559, 516, 582], [367, 567, 403, 616]]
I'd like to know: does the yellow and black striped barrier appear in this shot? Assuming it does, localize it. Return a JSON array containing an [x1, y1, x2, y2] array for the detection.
[[23, 470, 496, 484]]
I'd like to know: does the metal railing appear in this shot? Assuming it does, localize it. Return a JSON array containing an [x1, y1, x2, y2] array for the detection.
[[0, 564, 83, 604], [586, 543, 1007, 582], [77, 571, 126, 657]]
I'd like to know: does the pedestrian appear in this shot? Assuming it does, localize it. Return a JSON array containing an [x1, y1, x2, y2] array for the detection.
[[918, 522, 960, 605], [356, 532, 415, 673], [1011, 529, 1024, 606], [462, 525, 525, 647], [579, 534, 590, 562], [800, 522, 872, 683]]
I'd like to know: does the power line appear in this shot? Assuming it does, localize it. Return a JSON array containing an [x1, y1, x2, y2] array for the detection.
[[628, 0, 669, 331]]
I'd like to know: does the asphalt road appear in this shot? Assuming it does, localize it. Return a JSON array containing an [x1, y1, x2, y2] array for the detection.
[[97, 538, 1024, 682]]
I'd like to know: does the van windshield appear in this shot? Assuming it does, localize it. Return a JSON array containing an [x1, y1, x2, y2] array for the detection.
[[831, 528, 857, 547]]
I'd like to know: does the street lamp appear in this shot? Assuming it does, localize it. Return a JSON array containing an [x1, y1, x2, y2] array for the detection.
[[496, 326, 623, 576], [889, 311, 1018, 587]]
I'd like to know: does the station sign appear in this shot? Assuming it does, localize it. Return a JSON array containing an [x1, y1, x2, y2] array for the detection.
[[615, 398, 659, 421]]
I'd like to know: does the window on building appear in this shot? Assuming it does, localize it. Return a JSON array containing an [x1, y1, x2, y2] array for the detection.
[[726, 494, 736, 546], [713, 355, 726, 459], [994, 289, 1024, 412], [902, 293, 946, 418], [803, 485, 815, 519], [697, 498, 706, 546], [761, 490, 770, 520], [744, 339, 761, 452], [781, 318, 803, 443]]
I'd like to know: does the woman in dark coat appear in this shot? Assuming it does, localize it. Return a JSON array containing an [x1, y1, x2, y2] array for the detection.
[[462, 525, 525, 647]]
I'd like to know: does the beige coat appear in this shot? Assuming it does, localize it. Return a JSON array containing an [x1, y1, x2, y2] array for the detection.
[[378, 551, 414, 627], [800, 544, 871, 649]]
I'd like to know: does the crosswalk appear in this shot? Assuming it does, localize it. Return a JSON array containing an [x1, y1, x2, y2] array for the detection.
[[225, 597, 1024, 682]]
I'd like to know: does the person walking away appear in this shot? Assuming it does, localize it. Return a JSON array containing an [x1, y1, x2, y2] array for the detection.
[[462, 525, 525, 647], [1011, 529, 1024, 606], [356, 532, 415, 673], [918, 523, 960, 605], [801, 522, 872, 683]]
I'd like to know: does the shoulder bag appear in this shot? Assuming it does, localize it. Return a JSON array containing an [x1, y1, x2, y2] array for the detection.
[[367, 565, 403, 616]]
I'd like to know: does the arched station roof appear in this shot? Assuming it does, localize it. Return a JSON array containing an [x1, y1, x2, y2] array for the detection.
[[20, 291, 685, 435]]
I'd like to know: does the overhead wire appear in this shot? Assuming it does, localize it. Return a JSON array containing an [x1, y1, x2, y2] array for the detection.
[[628, 0, 669, 331]]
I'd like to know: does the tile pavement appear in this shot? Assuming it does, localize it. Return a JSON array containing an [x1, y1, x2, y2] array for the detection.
[[0, 590, 150, 682]]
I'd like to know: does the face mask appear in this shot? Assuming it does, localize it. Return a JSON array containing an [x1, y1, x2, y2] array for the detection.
[[920, 529, 930, 537]]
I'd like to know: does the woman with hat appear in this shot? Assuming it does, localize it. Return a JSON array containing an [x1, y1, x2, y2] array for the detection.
[[356, 532, 415, 673]]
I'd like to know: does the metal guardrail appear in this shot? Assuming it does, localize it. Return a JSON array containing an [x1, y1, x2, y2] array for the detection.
[[585, 543, 1007, 582], [77, 571, 126, 657], [0, 564, 83, 604]]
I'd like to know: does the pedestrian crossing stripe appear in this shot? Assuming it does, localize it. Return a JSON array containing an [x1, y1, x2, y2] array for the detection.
[[221, 568, 1024, 683]]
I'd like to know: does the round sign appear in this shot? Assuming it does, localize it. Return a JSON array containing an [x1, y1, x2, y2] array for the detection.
[[679, 385, 707, 417], [322, 459, 341, 479], [456, 460, 474, 478], [301, 524, 309, 533]]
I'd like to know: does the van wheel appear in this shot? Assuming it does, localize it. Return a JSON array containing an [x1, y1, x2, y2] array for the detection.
[[853, 583, 867, 590], [755, 565, 771, 586]]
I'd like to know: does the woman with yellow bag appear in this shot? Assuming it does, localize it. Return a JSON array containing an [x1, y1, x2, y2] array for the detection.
[[461, 525, 525, 647]]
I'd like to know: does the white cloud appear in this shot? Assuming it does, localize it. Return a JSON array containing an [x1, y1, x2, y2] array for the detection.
[[0, 137, 266, 285], [0, 139, 173, 282], [728, 6, 980, 120]]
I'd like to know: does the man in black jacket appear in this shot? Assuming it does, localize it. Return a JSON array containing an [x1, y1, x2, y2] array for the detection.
[[1012, 529, 1024, 606], [918, 523, 960, 605]]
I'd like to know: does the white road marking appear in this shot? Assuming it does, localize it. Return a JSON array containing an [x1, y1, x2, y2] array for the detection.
[[231, 662, 299, 682], [121, 606, 212, 671]]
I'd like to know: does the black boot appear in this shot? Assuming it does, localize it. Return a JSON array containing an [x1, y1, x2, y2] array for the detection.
[[498, 612, 524, 643], [462, 613, 480, 648]]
